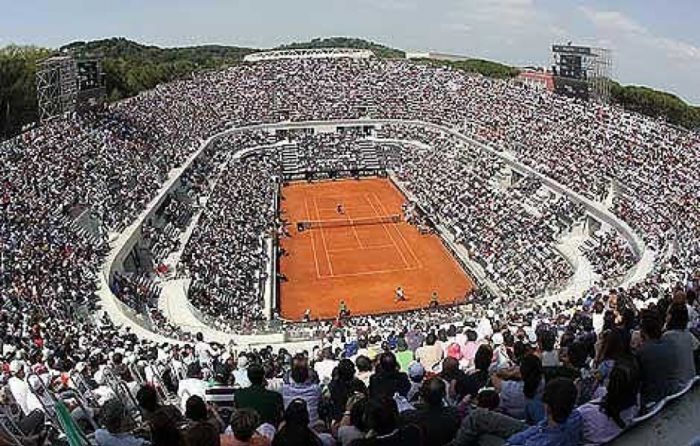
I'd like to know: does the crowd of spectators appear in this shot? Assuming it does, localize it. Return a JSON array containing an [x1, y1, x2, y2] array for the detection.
[[2, 56, 700, 445]]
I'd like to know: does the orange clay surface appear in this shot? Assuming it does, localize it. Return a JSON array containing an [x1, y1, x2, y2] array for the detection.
[[279, 177, 474, 320]]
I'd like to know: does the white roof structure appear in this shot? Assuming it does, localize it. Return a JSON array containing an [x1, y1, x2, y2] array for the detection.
[[244, 47, 374, 62]]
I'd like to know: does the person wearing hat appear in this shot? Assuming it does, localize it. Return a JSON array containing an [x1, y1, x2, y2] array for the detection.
[[8, 360, 31, 415], [406, 362, 425, 402]]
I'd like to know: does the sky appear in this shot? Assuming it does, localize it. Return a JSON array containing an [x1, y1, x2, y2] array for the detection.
[[2, 0, 699, 104]]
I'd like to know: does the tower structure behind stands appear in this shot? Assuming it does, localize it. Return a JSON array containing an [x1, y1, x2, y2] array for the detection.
[[36, 53, 106, 122], [551, 44, 612, 103]]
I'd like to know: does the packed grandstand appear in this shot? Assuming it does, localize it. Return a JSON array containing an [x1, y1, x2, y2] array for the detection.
[[1, 50, 699, 446]]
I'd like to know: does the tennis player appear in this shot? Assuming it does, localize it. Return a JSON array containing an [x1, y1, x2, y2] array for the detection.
[[337, 203, 345, 215], [394, 286, 406, 303]]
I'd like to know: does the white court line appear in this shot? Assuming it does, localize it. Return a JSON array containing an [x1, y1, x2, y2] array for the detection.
[[312, 196, 335, 276], [363, 194, 411, 269], [318, 265, 421, 279], [345, 207, 366, 249], [327, 243, 396, 253], [371, 192, 424, 269], [303, 198, 322, 279]]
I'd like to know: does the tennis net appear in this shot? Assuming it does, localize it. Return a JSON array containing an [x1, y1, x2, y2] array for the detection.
[[297, 214, 401, 231]]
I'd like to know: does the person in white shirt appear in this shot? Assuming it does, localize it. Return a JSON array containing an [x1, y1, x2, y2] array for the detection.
[[194, 332, 213, 366], [177, 362, 208, 413], [314, 347, 338, 386], [232, 355, 252, 388], [8, 360, 31, 415]]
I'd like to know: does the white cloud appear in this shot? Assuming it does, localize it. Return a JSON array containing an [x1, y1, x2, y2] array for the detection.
[[579, 6, 700, 63]]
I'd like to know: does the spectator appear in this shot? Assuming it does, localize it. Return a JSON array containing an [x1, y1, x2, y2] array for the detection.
[[328, 359, 367, 422], [282, 363, 322, 425], [184, 395, 221, 446], [506, 378, 582, 446], [368, 353, 411, 399], [95, 399, 148, 446], [349, 396, 421, 446], [271, 399, 323, 446], [221, 408, 270, 446], [578, 358, 640, 445], [663, 303, 698, 386], [493, 354, 545, 423], [415, 334, 443, 372], [235, 364, 284, 427], [401, 377, 461, 445]]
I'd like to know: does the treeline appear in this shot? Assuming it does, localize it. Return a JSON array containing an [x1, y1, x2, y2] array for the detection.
[[278, 36, 405, 59], [0, 46, 52, 138], [416, 57, 520, 79], [608, 81, 700, 130], [63, 38, 256, 101]]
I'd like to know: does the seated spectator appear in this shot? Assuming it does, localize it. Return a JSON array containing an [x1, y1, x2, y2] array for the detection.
[[355, 356, 374, 388], [271, 399, 324, 446], [282, 363, 322, 425], [369, 353, 411, 399], [185, 395, 221, 446], [401, 377, 461, 446], [578, 358, 640, 445], [221, 408, 270, 446], [395, 338, 413, 372], [506, 378, 582, 446], [457, 344, 492, 400], [235, 364, 284, 427], [136, 384, 185, 431], [233, 356, 252, 389], [178, 362, 208, 413], [594, 329, 626, 387], [663, 303, 698, 386], [493, 354, 545, 423], [415, 333, 443, 372], [450, 389, 527, 446], [315, 347, 339, 386], [95, 399, 148, 446], [328, 359, 367, 422], [636, 310, 679, 408], [349, 396, 421, 446], [406, 362, 425, 402], [335, 395, 369, 446]]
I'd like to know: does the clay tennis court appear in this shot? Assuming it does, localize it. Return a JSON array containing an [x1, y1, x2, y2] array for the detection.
[[278, 177, 474, 320]]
